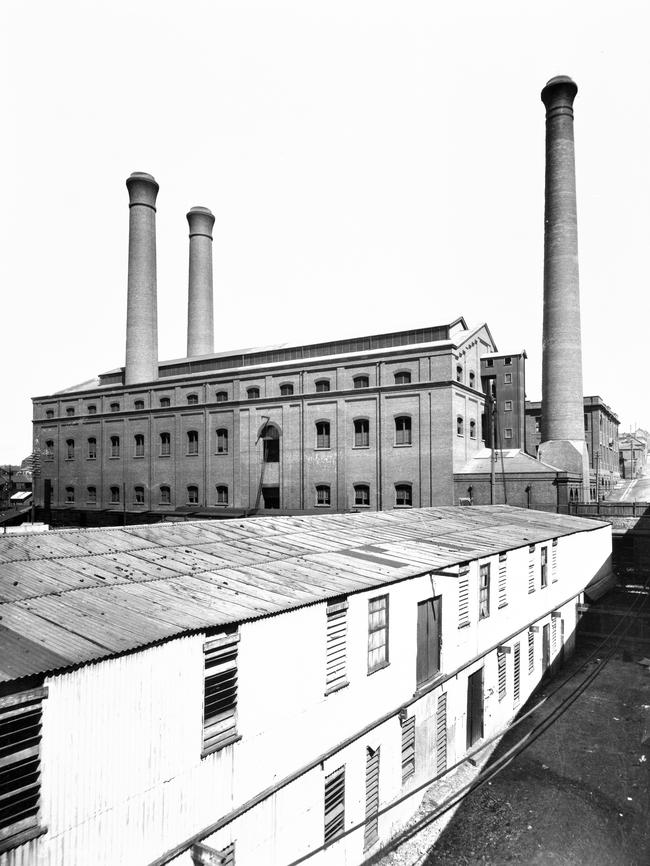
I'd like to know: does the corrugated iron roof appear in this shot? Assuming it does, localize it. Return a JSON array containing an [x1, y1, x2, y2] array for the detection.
[[0, 506, 605, 683]]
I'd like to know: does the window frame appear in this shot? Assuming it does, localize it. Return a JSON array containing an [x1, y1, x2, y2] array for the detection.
[[479, 563, 490, 620], [110, 435, 120, 458], [315, 379, 330, 393], [216, 484, 228, 506], [394, 415, 412, 446], [159, 432, 171, 457], [354, 483, 370, 507], [134, 434, 145, 458], [215, 390, 228, 403], [110, 485, 120, 504], [353, 418, 370, 448], [133, 485, 145, 505], [160, 397, 171, 408], [315, 420, 331, 450], [315, 484, 331, 507], [456, 416, 464, 437], [394, 370, 411, 385], [367, 594, 389, 673], [202, 631, 240, 757], [187, 485, 199, 505], [187, 393, 199, 405], [0, 686, 47, 852], [187, 430, 199, 456], [65, 439, 75, 460], [87, 437, 97, 460], [110, 402, 120, 413], [395, 483, 412, 507], [280, 383, 294, 396], [134, 400, 145, 411], [353, 375, 370, 389], [323, 766, 345, 846], [246, 386, 260, 400], [159, 485, 171, 505], [86, 486, 97, 504], [64, 486, 75, 504], [216, 428, 229, 455]]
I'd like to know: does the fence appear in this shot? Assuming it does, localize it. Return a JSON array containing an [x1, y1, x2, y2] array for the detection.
[[567, 501, 650, 519]]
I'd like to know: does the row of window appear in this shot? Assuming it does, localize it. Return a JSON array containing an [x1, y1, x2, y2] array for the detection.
[[55, 482, 414, 508], [43, 372, 420, 419], [47, 412, 483, 462], [460, 542, 559, 627]]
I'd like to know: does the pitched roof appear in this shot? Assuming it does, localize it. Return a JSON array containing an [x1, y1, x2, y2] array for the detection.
[[0, 506, 603, 683]]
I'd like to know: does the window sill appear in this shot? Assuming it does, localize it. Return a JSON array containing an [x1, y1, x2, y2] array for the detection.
[[394, 504, 412, 509], [478, 614, 490, 621], [134, 455, 144, 460], [186, 453, 199, 457], [201, 733, 242, 758], [109, 456, 120, 460], [0, 824, 48, 855], [215, 452, 228, 456], [414, 672, 443, 695], [314, 447, 331, 452], [315, 504, 331, 508], [86, 457, 96, 461], [367, 660, 389, 676], [393, 443, 412, 448], [214, 503, 229, 507], [352, 445, 370, 450], [324, 680, 349, 696], [354, 503, 370, 508]]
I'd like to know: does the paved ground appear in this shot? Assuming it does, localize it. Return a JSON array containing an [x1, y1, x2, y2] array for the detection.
[[608, 474, 650, 503], [372, 642, 650, 866]]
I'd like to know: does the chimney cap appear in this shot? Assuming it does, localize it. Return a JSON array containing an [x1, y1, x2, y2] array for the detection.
[[126, 172, 159, 208], [187, 206, 215, 238], [541, 75, 578, 106]]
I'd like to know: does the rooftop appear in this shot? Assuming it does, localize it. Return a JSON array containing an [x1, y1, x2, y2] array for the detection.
[[0, 506, 603, 683]]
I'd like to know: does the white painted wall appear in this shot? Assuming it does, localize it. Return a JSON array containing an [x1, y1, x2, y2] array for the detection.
[[0, 522, 611, 866]]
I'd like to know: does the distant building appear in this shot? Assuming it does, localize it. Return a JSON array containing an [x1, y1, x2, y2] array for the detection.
[[526, 396, 620, 499], [618, 431, 647, 479], [480, 351, 527, 451], [0, 506, 613, 865]]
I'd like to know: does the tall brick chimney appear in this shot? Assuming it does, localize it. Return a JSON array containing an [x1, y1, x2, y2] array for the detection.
[[125, 172, 159, 385], [186, 206, 215, 357], [538, 76, 590, 497]]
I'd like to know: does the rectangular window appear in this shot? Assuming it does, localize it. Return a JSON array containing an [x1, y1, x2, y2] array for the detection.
[[202, 632, 239, 756], [364, 747, 380, 851], [367, 595, 389, 673], [504, 427, 513, 439], [325, 599, 348, 694], [497, 649, 507, 701], [458, 566, 470, 628], [528, 545, 535, 593], [324, 766, 345, 846], [541, 547, 548, 588], [0, 686, 47, 850], [401, 715, 416, 784], [504, 372, 512, 384], [479, 563, 490, 619], [552, 538, 558, 582], [498, 552, 507, 608], [528, 630, 535, 673], [513, 643, 521, 706], [504, 400, 512, 411]]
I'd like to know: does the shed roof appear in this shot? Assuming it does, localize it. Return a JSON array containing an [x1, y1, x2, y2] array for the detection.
[[0, 506, 604, 683]]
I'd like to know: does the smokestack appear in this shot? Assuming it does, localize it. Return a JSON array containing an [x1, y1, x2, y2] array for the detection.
[[538, 76, 590, 496], [186, 206, 215, 357], [125, 172, 159, 385]]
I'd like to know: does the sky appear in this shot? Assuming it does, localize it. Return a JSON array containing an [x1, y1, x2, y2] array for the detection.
[[1, 0, 649, 463]]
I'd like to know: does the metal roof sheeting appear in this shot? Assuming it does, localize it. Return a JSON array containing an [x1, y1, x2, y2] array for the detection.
[[0, 506, 605, 683]]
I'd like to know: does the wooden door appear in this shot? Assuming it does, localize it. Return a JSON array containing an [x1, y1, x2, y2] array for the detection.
[[416, 596, 442, 687], [466, 667, 484, 749]]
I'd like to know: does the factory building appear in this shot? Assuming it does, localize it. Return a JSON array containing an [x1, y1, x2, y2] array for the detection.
[[0, 506, 613, 865], [33, 316, 497, 522]]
